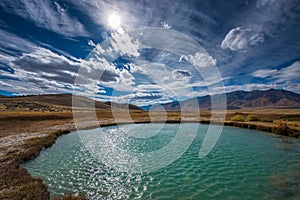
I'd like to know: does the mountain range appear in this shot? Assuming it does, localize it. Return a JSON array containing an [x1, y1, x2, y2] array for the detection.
[[0, 94, 141, 112], [148, 89, 300, 110], [1, 89, 300, 112]]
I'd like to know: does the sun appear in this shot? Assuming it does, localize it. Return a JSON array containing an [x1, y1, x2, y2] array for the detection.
[[108, 14, 121, 29]]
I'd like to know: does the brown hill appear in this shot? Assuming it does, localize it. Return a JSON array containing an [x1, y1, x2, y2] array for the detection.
[[0, 94, 142, 112], [151, 89, 300, 110]]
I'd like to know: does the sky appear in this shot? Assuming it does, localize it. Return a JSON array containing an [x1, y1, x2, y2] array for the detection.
[[0, 0, 299, 106]]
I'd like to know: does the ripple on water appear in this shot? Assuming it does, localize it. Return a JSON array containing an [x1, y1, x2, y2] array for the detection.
[[23, 124, 300, 200]]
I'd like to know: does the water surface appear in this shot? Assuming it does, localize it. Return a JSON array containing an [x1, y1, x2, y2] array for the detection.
[[23, 123, 300, 199]]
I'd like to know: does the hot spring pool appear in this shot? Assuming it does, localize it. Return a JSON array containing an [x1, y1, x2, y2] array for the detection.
[[23, 123, 300, 199]]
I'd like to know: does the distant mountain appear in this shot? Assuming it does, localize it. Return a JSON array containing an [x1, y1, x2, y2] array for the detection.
[[150, 89, 300, 110], [0, 94, 142, 112], [104, 101, 142, 111]]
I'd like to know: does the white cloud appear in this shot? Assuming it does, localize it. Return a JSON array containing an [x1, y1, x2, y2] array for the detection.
[[1, 48, 81, 93], [68, 0, 217, 45], [0, 53, 15, 66], [110, 32, 140, 57], [172, 69, 191, 80], [179, 52, 216, 68], [136, 84, 164, 92], [54, 1, 66, 13], [252, 61, 300, 81], [0, 14, 221, 104], [1, 46, 126, 96], [0, 0, 87, 37], [221, 27, 264, 51], [161, 21, 172, 29], [212, 81, 300, 95], [0, 47, 218, 106], [0, 69, 73, 95], [120, 92, 163, 100], [249, 61, 300, 94], [17, 47, 79, 67], [275, 61, 300, 81], [0, 30, 36, 56], [251, 69, 277, 78], [281, 82, 300, 94], [117, 70, 135, 86], [124, 63, 146, 74], [188, 76, 230, 89], [88, 40, 96, 47], [98, 60, 210, 106]]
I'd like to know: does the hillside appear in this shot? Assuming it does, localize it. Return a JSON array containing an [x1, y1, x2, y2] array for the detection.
[[151, 89, 300, 110], [104, 101, 142, 111], [0, 94, 142, 112]]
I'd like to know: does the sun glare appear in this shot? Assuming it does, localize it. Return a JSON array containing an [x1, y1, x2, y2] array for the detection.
[[108, 14, 121, 29]]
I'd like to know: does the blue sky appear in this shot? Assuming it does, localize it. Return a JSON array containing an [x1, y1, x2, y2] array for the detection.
[[0, 0, 299, 106]]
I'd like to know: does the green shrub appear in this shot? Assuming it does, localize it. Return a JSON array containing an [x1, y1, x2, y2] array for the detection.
[[246, 115, 260, 122], [230, 115, 245, 122], [261, 117, 273, 122]]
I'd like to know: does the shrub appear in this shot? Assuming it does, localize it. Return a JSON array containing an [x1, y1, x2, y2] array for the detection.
[[261, 117, 273, 122], [272, 123, 296, 137], [230, 115, 245, 122], [246, 115, 260, 122]]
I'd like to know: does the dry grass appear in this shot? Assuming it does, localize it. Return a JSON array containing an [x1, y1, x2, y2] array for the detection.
[[52, 193, 86, 200], [0, 164, 49, 200]]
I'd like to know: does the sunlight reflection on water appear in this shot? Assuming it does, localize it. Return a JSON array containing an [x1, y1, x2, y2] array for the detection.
[[23, 124, 300, 200]]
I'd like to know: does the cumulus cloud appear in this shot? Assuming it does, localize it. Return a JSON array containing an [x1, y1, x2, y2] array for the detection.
[[11, 47, 80, 84], [0, 49, 79, 94], [102, 60, 208, 106], [110, 32, 140, 57], [0, 67, 74, 95], [221, 27, 265, 51], [1, 46, 129, 95], [0, 0, 87, 37], [79, 58, 119, 83], [179, 52, 216, 68], [0, 29, 144, 96]]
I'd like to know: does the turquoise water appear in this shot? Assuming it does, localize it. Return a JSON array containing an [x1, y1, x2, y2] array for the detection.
[[23, 124, 300, 199]]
